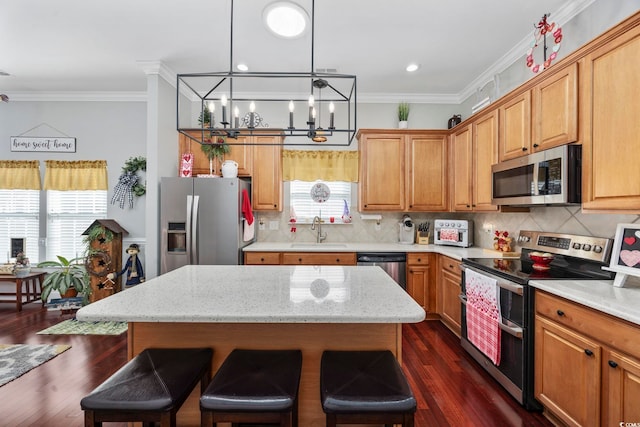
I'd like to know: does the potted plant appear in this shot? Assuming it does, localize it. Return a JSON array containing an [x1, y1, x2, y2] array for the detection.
[[38, 256, 92, 304], [398, 102, 410, 128], [200, 135, 230, 176]]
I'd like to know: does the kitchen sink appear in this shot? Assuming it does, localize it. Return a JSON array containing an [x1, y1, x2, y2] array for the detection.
[[290, 243, 348, 248]]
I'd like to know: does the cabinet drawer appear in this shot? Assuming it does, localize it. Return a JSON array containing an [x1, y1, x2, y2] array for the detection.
[[535, 291, 640, 358], [440, 256, 461, 276], [407, 253, 430, 265], [244, 252, 281, 265], [281, 252, 356, 265]]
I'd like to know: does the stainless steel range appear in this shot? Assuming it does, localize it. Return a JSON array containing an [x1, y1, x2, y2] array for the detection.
[[460, 231, 614, 411]]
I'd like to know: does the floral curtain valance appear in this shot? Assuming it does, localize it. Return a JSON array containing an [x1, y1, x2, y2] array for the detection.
[[44, 160, 108, 191], [282, 150, 359, 182], [0, 160, 42, 190]]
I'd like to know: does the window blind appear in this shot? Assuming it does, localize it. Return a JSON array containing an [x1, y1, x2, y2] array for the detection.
[[0, 190, 40, 263], [290, 181, 351, 222]]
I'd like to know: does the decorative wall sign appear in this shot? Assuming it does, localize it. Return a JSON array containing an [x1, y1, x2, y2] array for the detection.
[[603, 223, 640, 287], [310, 182, 330, 203], [10, 238, 25, 258], [11, 136, 76, 153]]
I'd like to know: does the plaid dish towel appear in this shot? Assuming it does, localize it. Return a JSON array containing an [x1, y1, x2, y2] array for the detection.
[[465, 268, 501, 365]]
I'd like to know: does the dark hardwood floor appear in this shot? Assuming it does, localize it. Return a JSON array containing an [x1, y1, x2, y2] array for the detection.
[[0, 302, 552, 426]]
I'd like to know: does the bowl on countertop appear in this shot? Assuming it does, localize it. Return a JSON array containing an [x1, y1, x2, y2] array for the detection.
[[529, 253, 554, 271]]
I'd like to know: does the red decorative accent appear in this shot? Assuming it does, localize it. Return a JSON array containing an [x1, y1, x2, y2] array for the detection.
[[623, 236, 636, 246]]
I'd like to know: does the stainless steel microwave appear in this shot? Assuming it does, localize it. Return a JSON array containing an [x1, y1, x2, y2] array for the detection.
[[491, 145, 581, 206]]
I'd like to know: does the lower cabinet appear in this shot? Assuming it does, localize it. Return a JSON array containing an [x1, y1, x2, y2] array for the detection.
[[406, 253, 435, 316], [438, 255, 462, 336], [244, 252, 356, 266], [535, 290, 640, 427]]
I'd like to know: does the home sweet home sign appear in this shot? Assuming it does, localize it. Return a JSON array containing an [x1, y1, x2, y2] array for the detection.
[[10, 136, 76, 153]]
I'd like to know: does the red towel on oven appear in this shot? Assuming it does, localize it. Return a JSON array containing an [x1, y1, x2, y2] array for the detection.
[[465, 268, 501, 365]]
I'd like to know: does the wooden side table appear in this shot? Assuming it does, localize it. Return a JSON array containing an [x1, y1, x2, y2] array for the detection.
[[0, 271, 46, 311]]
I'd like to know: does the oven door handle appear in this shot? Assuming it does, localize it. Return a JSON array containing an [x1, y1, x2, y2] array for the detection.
[[460, 265, 524, 296], [459, 295, 523, 339]]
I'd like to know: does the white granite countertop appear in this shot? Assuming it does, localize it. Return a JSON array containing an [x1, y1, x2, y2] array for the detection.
[[243, 242, 510, 261], [76, 265, 426, 324], [529, 278, 640, 326]]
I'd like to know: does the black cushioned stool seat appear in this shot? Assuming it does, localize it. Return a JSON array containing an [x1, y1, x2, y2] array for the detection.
[[81, 347, 213, 427], [320, 350, 416, 427], [200, 349, 303, 427]]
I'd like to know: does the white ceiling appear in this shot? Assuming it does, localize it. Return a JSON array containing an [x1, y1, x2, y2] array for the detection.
[[1, 0, 591, 102]]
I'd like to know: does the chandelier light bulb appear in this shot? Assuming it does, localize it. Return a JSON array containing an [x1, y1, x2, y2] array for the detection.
[[208, 101, 215, 112], [221, 94, 228, 106], [250, 101, 256, 112], [289, 100, 295, 112]]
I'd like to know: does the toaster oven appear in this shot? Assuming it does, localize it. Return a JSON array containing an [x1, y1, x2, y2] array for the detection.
[[434, 219, 473, 248]]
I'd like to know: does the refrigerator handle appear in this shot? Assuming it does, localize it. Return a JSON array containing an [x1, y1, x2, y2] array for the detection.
[[186, 195, 193, 264], [191, 195, 200, 265]]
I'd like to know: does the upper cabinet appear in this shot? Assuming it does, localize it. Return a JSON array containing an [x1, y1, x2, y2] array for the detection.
[[178, 131, 252, 177], [532, 63, 578, 150], [498, 91, 532, 162], [451, 110, 498, 212], [581, 21, 640, 211], [358, 129, 448, 212], [252, 135, 283, 211]]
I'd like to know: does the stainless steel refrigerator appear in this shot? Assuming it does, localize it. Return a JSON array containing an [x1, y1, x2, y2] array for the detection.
[[160, 177, 254, 274]]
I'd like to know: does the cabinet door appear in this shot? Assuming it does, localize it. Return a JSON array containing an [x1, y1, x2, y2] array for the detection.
[[225, 135, 253, 176], [359, 134, 405, 211], [439, 257, 462, 336], [451, 125, 473, 211], [252, 136, 282, 211], [406, 133, 448, 212], [582, 25, 640, 211], [532, 63, 578, 150], [535, 315, 601, 427], [281, 252, 356, 265], [499, 91, 531, 161], [472, 110, 499, 211], [407, 265, 428, 310], [602, 349, 640, 427]]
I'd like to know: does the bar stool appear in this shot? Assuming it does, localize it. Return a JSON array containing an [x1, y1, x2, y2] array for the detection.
[[200, 349, 303, 427], [320, 350, 416, 427], [81, 347, 213, 427]]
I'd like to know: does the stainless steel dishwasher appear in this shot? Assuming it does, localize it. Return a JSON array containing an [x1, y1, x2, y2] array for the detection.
[[356, 252, 407, 290]]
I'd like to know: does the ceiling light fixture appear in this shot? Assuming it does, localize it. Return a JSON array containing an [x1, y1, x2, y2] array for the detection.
[[406, 63, 420, 72], [263, 1, 309, 39], [236, 63, 249, 72], [176, 0, 357, 146]]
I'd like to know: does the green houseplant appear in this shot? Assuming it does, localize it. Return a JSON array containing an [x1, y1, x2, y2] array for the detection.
[[398, 102, 410, 128], [38, 256, 92, 304]]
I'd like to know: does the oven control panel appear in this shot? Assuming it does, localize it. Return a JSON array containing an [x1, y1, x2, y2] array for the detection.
[[517, 230, 612, 263]]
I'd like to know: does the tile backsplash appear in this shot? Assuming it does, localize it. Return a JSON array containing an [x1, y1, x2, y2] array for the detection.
[[256, 206, 640, 249]]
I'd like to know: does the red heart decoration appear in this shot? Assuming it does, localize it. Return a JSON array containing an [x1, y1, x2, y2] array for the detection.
[[624, 236, 636, 246]]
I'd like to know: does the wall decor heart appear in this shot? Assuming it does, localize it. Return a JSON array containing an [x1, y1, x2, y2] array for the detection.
[[619, 249, 640, 267], [623, 236, 636, 246]]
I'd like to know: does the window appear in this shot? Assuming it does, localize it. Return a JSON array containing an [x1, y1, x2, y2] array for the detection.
[[289, 181, 351, 223], [46, 190, 107, 260], [0, 190, 40, 263]]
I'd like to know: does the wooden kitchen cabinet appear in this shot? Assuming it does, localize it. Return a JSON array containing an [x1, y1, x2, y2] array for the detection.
[[244, 252, 281, 265], [358, 132, 405, 211], [451, 110, 498, 212], [535, 290, 640, 427], [581, 21, 640, 211], [281, 252, 356, 265], [252, 135, 283, 211], [498, 91, 531, 162], [406, 253, 435, 315], [358, 129, 448, 212], [531, 63, 578, 150], [438, 255, 462, 336], [178, 131, 252, 176]]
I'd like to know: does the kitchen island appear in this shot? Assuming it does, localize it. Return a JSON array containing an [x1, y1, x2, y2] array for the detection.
[[77, 265, 425, 426]]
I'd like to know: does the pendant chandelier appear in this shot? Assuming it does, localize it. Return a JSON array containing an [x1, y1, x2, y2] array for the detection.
[[177, 0, 357, 146]]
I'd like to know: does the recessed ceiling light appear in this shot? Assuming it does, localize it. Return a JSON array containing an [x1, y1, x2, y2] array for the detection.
[[237, 63, 249, 72], [263, 1, 309, 39], [406, 64, 420, 72]]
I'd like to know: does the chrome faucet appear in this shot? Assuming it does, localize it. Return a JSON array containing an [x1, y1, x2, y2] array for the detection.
[[311, 216, 327, 243]]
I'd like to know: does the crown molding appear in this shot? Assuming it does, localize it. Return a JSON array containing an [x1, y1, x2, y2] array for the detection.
[[4, 91, 147, 102], [137, 60, 177, 89]]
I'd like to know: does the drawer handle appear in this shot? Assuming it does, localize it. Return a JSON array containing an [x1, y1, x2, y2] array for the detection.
[[522, 147, 528, 152], [260, 257, 265, 262], [584, 349, 594, 357], [298, 258, 302, 262], [533, 143, 540, 148], [608, 360, 618, 368], [449, 264, 454, 268], [336, 258, 340, 263], [556, 310, 565, 317]]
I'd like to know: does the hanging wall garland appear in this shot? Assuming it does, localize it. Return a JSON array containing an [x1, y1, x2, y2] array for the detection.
[[111, 156, 146, 209], [525, 14, 563, 74]]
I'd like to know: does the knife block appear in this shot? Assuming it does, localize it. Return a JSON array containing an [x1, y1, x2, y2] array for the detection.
[[416, 232, 430, 245]]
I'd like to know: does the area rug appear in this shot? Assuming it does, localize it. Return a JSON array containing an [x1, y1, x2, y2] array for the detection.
[[0, 344, 71, 387], [36, 319, 128, 335]]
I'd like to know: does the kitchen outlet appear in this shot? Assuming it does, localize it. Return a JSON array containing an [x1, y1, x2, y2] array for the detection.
[[269, 221, 279, 230], [482, 223, 494, 234], [259, 219, 266, 231], [374, 222, 381, 231]]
